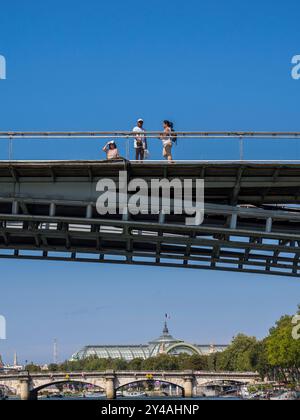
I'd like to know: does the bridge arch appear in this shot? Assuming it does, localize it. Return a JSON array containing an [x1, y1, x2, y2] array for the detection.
[[115, 379, 184, 396], [0, 383, 18, 396], [199, 379, 247, 387], [31, 379, 105, 396]]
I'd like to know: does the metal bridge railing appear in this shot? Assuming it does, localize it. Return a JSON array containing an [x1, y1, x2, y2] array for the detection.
[[1, 131, 300, 161], [1, 131, 300, 139]]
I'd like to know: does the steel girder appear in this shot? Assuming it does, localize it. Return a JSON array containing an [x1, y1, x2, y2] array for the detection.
[[0, 161, 300, 277]]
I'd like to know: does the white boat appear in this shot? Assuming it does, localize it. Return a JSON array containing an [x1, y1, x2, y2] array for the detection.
[[270, 391, 298, 401], [239, 386, 251, 399], [85, 392, 105, 399], [123, 391, 147, 398]]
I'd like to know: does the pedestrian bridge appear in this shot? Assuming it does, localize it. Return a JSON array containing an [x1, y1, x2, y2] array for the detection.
[[0, 370, 260, 399], [0, 160, 300, 277]]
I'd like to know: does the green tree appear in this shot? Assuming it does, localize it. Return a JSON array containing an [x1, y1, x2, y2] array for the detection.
[[214, 334, 258, 372], [128, 358, 144, 371], [177, 354, 209, 371], [249, 340, 270, 380], [266, 314, 300, 382], [25, 363, 42, 373], [142, 354, 180, 371]]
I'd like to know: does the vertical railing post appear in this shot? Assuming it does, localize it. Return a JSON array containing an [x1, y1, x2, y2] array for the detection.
[[239, 136, 244, 161], [126, 136, 130, 160], [8, 135, 13, 161]]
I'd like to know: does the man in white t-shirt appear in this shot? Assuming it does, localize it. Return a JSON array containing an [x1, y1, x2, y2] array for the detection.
[[132, 118, 147, 161]]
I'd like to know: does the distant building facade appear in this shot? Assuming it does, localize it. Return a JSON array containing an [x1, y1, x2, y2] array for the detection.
[[70, 322, 228, 362]]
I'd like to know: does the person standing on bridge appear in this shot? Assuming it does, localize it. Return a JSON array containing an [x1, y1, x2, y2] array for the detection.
[[132, 118, 148, 161], [160, 120, 174, 162], [102, 141, 120, 160]]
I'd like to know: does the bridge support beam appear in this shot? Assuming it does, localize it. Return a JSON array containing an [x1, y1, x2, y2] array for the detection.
[[105, 372, 116, 400], [183, 374, 194, 399], [29, 390, 38, 401], [20, 380, 30, 401]]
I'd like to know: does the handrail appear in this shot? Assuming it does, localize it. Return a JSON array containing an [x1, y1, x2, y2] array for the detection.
[[0, 131, 300, 139], [2, 131, 300, 161]]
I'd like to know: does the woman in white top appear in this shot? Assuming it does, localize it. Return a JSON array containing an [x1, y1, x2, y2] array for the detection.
[[160, 120, 173, 161]]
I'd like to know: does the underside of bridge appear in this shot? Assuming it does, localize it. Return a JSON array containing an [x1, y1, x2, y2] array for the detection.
[[0, 160, 300, 277]]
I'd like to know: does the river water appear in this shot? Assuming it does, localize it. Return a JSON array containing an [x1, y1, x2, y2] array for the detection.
[[37, 396, 242, 401]]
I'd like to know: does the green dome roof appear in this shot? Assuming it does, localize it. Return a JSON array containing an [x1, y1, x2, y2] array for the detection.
[[148, 321, 183, 356]]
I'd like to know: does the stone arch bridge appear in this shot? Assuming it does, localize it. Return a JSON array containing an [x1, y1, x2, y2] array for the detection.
[[0, 370, 260, 400]]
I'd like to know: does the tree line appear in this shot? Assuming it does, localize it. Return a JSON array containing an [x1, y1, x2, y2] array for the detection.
[[26, 306, 300, 382]]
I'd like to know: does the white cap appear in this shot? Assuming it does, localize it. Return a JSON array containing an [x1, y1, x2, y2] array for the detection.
[[137, 118, 144, 123]]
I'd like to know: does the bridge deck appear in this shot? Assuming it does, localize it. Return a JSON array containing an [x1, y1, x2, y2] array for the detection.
[[0, 160, 300, 277], [1, 160, 300, 205]]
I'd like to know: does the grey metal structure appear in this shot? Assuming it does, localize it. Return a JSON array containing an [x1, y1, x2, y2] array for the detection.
[[0, 160, 300, 277]]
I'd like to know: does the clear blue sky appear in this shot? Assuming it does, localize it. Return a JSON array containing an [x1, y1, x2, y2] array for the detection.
[[0, 0, 300, 364]]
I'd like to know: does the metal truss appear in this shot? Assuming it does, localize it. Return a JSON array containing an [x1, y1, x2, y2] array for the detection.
[[0, 161, 300, 277], [0, 203, 300, 277]]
